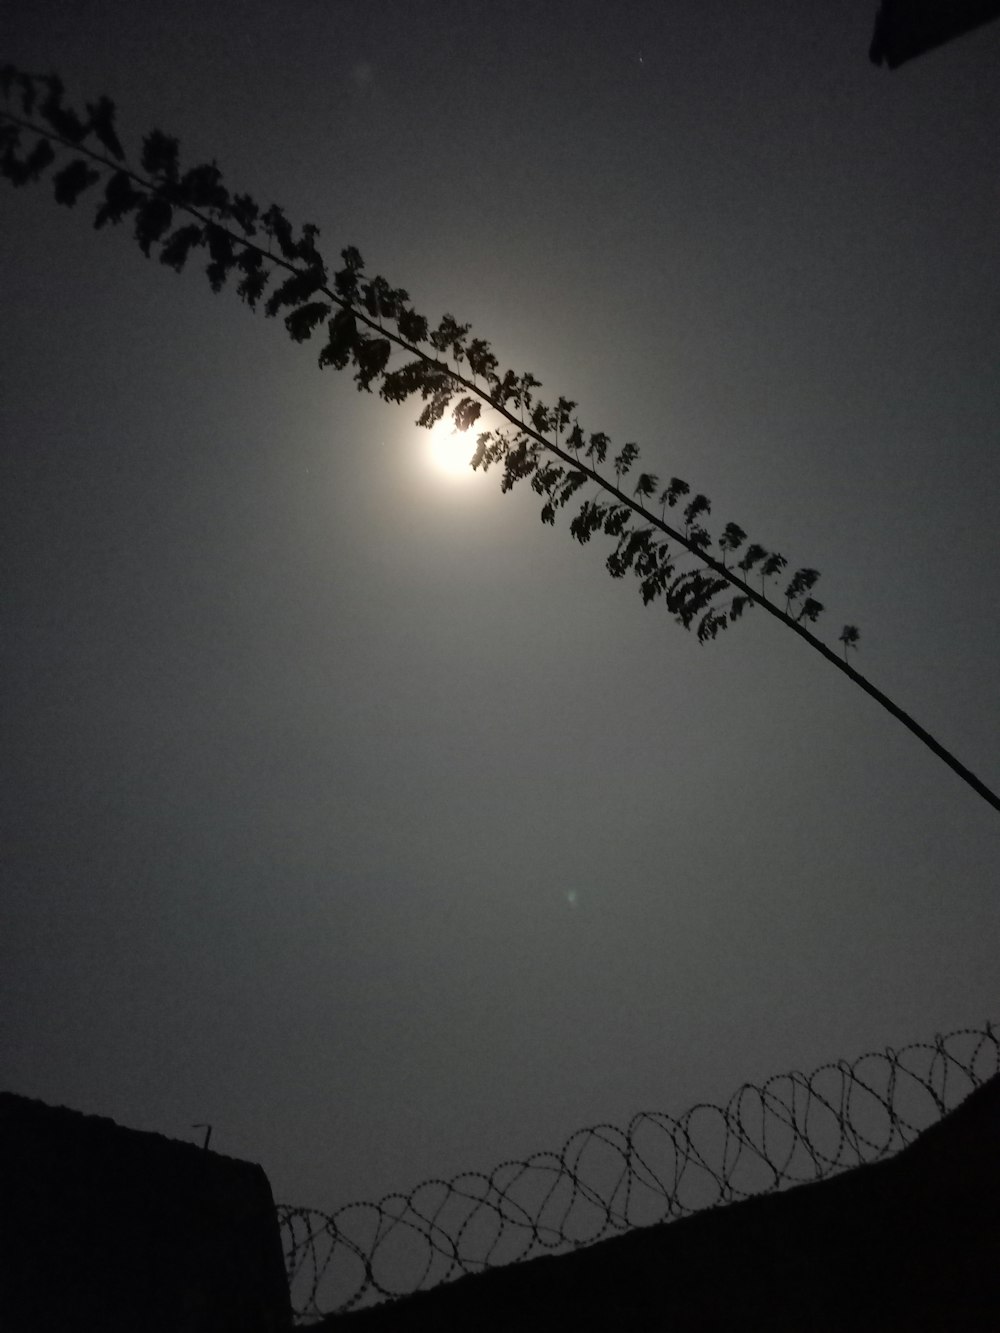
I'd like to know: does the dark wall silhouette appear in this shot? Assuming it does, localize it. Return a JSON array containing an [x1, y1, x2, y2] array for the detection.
[[0, 1091, 291, 1333], [2, 1077, 995, 1330], [324, 1074, 1000, 1331], [870, 0, 1000, 66]]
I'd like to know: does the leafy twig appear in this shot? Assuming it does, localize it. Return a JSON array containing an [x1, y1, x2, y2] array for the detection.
[[2, 65, 997, 815]]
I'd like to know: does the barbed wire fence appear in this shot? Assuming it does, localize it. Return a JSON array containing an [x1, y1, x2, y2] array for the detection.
[[277, 1021, 998, 1323]]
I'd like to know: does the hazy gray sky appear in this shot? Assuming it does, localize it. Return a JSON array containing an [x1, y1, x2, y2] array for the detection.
[[2, 0, 998, 1218]]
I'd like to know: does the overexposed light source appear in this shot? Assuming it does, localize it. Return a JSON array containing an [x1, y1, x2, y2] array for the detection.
[[427, 419, 477, 478]]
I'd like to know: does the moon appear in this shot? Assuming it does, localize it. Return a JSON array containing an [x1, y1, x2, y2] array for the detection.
[[427, 419, 478, 478]]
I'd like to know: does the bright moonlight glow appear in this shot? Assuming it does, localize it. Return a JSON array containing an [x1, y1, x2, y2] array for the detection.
[[427, 420, 477, 477]]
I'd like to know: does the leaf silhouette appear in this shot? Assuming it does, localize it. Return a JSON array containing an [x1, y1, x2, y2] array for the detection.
[[466, 338, 498, 380], [5, 137, 55, 186], [453, 397, 482, 432], [513, 371, 541, 411], [570, 500, 609, 544], [531, 460, 564, 495], [718, 522, 747, 556], [134, 195, 173, 256], [603, 506, 630, 536], [784, 567, 821, 604], [175, 163, 230, 213], [613, 442, 639, 478], [318, 309, 358, 371], [430, 313, 471, 362], [761, 552, 788, 579], [397, 306, 429, 344], [205, 225, 238, 291], [86, 96, 124, 160], [500, 438, 539, 491], [661, 477, 690, 508], [285, 301, 332, 343], [0, 120, 18, 159], [586, 431, 610, 464], [688, 525, 712, 551], [235, 249, 271, 308], [52, 158, 99, 206], [159, 223, 205, 272], [94, 170, 142, 227], [697, 608, 728, 643], [530, 400, 553, 434], [362, 275, 407, 322], [553, 396, 575, 433], [16, 70, 39, 117], [229, 192, 258, 235], [491, 370, 518, 408], [264, 267, 326, 318], [683, 493, 711, 527], [415, 382, 456, 428], [39, 76, 87, 142], [352, 335, 392, 391], [556, 471, 588, 507], [737, 543, 768, 574], [141, 129, 179, 180]]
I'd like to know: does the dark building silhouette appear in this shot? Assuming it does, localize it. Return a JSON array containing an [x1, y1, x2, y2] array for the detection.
[[870, 0, 1000, 67], [0, 1091, 291, 1332]]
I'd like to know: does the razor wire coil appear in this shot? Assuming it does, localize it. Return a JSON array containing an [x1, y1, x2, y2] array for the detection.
[[277, 1021, 998, 1322]]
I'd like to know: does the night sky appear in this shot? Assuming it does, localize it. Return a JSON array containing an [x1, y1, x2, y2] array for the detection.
[[2, 1, 998, 1217]]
